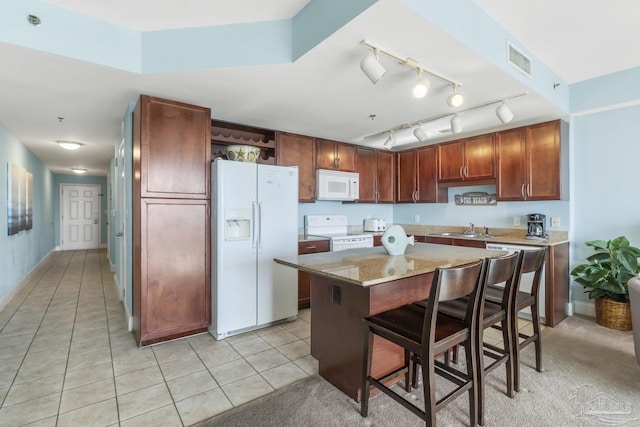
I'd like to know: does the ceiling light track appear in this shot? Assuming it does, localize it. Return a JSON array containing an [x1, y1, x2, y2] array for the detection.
[[365, 92, 528, 142], [360, 40, 462, 89]]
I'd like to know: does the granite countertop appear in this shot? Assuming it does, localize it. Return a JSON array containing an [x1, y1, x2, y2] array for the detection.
[[275, 243, 506, 287]]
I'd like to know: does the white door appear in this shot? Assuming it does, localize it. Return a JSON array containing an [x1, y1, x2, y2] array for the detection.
[[61, 184, 101, 250], [116, 139, 127, 302]]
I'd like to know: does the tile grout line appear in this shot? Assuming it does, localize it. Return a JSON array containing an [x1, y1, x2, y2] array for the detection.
[[0, 251, 71, 413]]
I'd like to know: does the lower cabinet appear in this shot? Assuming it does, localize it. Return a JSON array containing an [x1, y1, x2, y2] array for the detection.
[[133, 199, 210, 346], [297, 239, 330, 309]]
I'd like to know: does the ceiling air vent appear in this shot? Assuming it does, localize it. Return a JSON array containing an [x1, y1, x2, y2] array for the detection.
[[507, 41, 531, 77]]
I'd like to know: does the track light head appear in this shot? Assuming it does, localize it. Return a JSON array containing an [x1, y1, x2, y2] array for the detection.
[[413, 126, 428, 142], [360, 49, 386, 84], [496, 101, 514, 123], [447, 86, 465, 107], [411, 69, 429, 98], [383, 131, 396, 150], [450, 114, 462, 134]]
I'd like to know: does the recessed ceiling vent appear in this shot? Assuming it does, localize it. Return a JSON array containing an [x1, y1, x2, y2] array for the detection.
[[507, 41, 532, 77]]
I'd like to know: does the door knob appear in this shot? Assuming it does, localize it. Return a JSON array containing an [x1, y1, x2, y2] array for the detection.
[[116, 232, 123, 237]]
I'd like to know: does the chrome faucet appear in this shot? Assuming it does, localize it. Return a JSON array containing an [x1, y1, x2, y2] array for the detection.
[[469, 222, 475, 234]]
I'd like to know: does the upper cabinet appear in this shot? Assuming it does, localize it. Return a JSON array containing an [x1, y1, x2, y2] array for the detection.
[[397, 146, 447, 203], [496, 120, 564, 201], [276, 131, 316, 202], [137, 95, 211, 199], [356, 147, 395, 203], [437, 133, 495, 184], [316, 138, 356, 172]]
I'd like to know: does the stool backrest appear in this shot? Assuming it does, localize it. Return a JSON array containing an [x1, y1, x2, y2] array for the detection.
[[516, 247, 547, 297]]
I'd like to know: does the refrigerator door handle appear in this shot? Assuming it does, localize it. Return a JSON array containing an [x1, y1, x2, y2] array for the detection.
[[257, 200, 263, 250], [252, 200, 258, 250]]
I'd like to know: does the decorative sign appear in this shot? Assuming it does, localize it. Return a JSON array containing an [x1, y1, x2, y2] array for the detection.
[[454, 191, 496, 206]]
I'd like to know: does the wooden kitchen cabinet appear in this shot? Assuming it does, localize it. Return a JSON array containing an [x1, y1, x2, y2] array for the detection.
[[298, 239, 330, 309], [276, 131, 316, 202], [356, 147, 394, 203], [316, 138, 356, 172], [397, 146, 447, 203], [437, 134, 495, 184], [496, 120, 563, 201], [132, 95, 211, 346]]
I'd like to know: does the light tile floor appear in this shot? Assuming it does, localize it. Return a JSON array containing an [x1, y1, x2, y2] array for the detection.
[[0, 250, 317, 426]]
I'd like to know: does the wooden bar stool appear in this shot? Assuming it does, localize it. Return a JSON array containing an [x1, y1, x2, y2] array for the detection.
[[360, 260, 485, 426]]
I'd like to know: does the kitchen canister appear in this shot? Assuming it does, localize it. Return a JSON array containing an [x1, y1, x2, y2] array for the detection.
[[380, 225, 414, 256]]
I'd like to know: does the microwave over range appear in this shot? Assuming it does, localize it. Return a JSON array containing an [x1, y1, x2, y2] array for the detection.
[[316, 169, 359, 201]]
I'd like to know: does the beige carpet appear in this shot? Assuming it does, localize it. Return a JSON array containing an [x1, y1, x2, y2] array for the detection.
[[198, 316, 640, 426]]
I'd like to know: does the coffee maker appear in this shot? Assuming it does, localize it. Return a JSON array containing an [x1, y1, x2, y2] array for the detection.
[[526, 213, 547, 239]]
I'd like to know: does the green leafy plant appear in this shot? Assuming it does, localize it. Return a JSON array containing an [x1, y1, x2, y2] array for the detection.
[[571, 236, 640, 303]]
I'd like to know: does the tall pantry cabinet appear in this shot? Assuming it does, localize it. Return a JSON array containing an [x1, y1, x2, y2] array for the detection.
[[132, 95, 211, 346]]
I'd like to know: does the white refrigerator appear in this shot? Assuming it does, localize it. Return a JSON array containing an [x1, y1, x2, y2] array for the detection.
[[210, 159, 299, 339]]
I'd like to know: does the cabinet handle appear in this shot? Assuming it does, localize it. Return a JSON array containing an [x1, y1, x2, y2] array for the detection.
[[459, 166, 464, 178], [335, 158, 339, 169], [526, 184, 531, 198], [464, 165, 468, 177], [305, 245, 317, 250], [521, 184, 526, 198], [375, 191, 379, 203]]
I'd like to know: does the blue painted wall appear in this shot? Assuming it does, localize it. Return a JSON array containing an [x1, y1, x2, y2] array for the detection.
[[0, 123, 55, 304]]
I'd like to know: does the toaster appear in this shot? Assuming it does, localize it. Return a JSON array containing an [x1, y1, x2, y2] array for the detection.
[[364, 218, 386, 232]]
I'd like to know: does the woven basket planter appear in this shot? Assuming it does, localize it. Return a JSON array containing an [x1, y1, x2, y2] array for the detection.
[[595, 297, 632, 331]]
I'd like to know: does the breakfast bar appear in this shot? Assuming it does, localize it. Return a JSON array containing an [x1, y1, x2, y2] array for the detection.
[[275, 243, 506, 401]]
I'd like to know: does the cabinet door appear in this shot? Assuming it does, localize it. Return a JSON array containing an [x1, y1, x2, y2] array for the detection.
[[136, 95, 211, 199], [276, 132, 316, 202], [376, 150, 395, 203], [526, 121, 561, 200], [316, 139, 356, 171], [453, 238, 486, 248], [297, 240, 330, 309], [356, 147, 377, 203], [464, 133, 495, 180], [137, 199, 210, 345], [416, 146, 440, 202], [437, 141, 464, 182], [496, 127, 527, 201], [397, 150, 417, 202]]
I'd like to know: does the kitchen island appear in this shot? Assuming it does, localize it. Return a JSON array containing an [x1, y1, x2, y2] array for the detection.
[[275, 243, 505, 401]]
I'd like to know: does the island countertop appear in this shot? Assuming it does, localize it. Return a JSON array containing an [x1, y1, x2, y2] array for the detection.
[[275, 243, 506, 286]]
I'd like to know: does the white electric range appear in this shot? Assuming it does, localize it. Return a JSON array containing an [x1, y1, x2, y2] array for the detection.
[[305, 215, 374, 252]]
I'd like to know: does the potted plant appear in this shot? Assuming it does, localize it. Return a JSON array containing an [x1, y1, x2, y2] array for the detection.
[[571, 236, 640, 331]]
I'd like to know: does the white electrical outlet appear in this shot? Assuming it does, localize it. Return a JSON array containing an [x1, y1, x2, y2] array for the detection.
[[551, 217, 560, 227], [513, 216, 521, 226], [414, 214, 420, 223]]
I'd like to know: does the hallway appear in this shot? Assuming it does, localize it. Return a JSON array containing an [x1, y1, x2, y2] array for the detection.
[[0, 250, 316, 426]]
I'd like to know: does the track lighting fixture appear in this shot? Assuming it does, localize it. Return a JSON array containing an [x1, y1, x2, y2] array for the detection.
[[360, 48, 386, 84], [411, 69, 429, 98], [413, 126, 428, 142], [496, 101, 514, 123], [450, 114, 462, 134], [359, 40, 461, 100], [383, 131, 396, 150], [366, 92, 527, 149], [446, 85, 465, 108]]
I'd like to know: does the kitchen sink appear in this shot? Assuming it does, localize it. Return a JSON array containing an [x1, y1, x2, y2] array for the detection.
[[433, 232, 497, 239]]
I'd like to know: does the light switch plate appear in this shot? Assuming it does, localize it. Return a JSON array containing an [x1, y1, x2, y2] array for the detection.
[[414, 214, 420, 223], [551, 217, 560, 227], [513, 216, 520, 226]]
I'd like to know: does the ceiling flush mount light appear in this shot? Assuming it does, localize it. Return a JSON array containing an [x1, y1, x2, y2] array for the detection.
[[496, 101, 514, 123], [360, 48, 386, 84], [383, 131, 396, 150], [411, 69, 430, 98], [71, 167, 88, 174], [413, 126, 428, 142], [56, 141, 83, 150], [447, 85, 465, 108], [450, 114, 462, 134]]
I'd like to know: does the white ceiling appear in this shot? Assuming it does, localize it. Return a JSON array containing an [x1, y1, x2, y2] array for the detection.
[[2, 0, 639, 176]]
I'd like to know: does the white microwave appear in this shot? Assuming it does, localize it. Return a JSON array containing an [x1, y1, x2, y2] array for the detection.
[[316, 169, 359, 201]]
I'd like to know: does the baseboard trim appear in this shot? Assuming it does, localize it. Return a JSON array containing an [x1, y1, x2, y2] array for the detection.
[[0, 250, 55, 312], [573, 300, 596, 318], [124, 302, 133, 332]]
